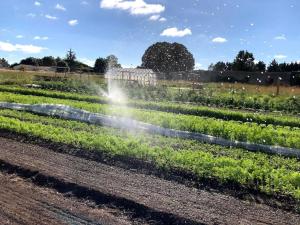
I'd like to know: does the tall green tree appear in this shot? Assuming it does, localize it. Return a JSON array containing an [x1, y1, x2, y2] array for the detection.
[[65, 49, 77, 72], [141, 42, 195, 75], [232, 50, 255, 71], [210, 61, 227, 71], [267, 59, 280, 72], [0, 58, 9, 67], [41, 56, 57, 67], [94, 57, 108, 73], [20, 57, 40, 66], [255, 61, 266, 72], [106, 55, 121, 69]]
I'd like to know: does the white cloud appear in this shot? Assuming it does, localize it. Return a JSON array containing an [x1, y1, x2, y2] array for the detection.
[[34, 1, 41, 6], [159, 17, 166, 22], [81, 1, 89, 5], [34, 36, 49, 40], [149, 14, 166, 22], [0, 41, 46, 54], [274, 54, 287, 60], [45, 14, 58, 20], [149, 14, 160, 21], [212, 37, 227, 43], [55, 4, 66, 11], [100, 0, 165, 15], [27, 13, 36, 18], [16, 35, 24, 39], [274, 35, 286, 40], [68, 19, 78, 26], [160, 27, 192, 37]]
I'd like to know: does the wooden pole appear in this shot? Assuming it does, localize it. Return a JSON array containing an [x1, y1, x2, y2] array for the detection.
[[276, 77, 280, 96]]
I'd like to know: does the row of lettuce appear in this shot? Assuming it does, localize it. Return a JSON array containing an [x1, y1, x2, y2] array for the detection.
[[0, 91, 299, 149], [0, 85, 299, 128], [0, 109, 299, 202], [34, 80, 300, 113]]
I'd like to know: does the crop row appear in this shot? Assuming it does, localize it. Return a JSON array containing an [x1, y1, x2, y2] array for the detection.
[[1, 108, 300, 170], [0, 91, 299, 149], [0, 85, 299, 128], [124, 84, 300, 113], [16, 79, 299, 113], [0, 110, 299, 201]]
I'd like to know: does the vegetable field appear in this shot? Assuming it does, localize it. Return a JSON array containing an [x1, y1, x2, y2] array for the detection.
[[0, 72, 300, 210]]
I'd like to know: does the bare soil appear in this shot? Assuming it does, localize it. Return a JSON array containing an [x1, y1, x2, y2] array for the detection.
[[0, 171, 136, 225], [0, 136, 299, 225]]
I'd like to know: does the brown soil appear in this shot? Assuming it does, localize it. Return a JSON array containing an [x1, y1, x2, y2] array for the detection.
[[0, 136, 299, 225], [0, 171, 136, 225]]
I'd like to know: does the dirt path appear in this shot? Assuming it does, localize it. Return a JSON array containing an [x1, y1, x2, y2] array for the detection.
[[0, 136, 299, 225], [0, 172, 135, 225]]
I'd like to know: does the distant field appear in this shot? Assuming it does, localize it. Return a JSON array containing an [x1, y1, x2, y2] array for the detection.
[[1, 69, 299, 96]]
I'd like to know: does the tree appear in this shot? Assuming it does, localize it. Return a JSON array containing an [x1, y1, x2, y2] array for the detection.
[[106, 55, 121, 69], [211, 61, 227, 71], [208, 63, 214, 71], [141, 42, 195, 75], [225, 62, 233, 71], [267, 60, 280, 72], [255, 61, 266, 72], [94, 57, 108, 73], [65, 49, 77, 72], [65, 49, 76, 62], [232, 50, 255, 72], [0, 58, 9, 67], [20, 57, 40, 66], [41, 56, 57, 67]]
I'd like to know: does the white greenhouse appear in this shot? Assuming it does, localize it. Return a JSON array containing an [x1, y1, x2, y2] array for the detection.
[[105, 68, 157, 86]]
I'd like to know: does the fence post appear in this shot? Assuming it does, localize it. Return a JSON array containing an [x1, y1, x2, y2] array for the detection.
[[276, 77, 281, 96]]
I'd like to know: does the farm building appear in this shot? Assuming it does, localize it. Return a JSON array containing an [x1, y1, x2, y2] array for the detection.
[[105, 68, 157, 86]]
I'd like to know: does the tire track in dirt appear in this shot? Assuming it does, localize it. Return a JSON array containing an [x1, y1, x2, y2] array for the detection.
[[0, 136, 299, 225]]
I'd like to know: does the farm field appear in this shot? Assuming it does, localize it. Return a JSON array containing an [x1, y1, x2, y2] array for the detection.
[[0, 71, 300, 224], [1, 137, 300, 225]]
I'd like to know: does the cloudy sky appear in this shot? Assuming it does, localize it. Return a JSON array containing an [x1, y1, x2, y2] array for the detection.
[[0, 0, 299, 68]]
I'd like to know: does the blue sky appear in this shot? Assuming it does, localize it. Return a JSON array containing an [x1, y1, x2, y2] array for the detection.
[[0, 0, 299, 69]]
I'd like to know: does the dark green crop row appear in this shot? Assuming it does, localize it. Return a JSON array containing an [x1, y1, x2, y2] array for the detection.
[[168, 89, 300, 113], [0, 91, 299, 149], [0, 85, 299, 128], [0, 110, 300, 201], [21, 79, 300, 113]]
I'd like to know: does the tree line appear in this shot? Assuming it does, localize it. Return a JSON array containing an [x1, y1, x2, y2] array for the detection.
[[209, 50, 300, 73], [1, 44, 300, 74], [0, 49, 122, 73]]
